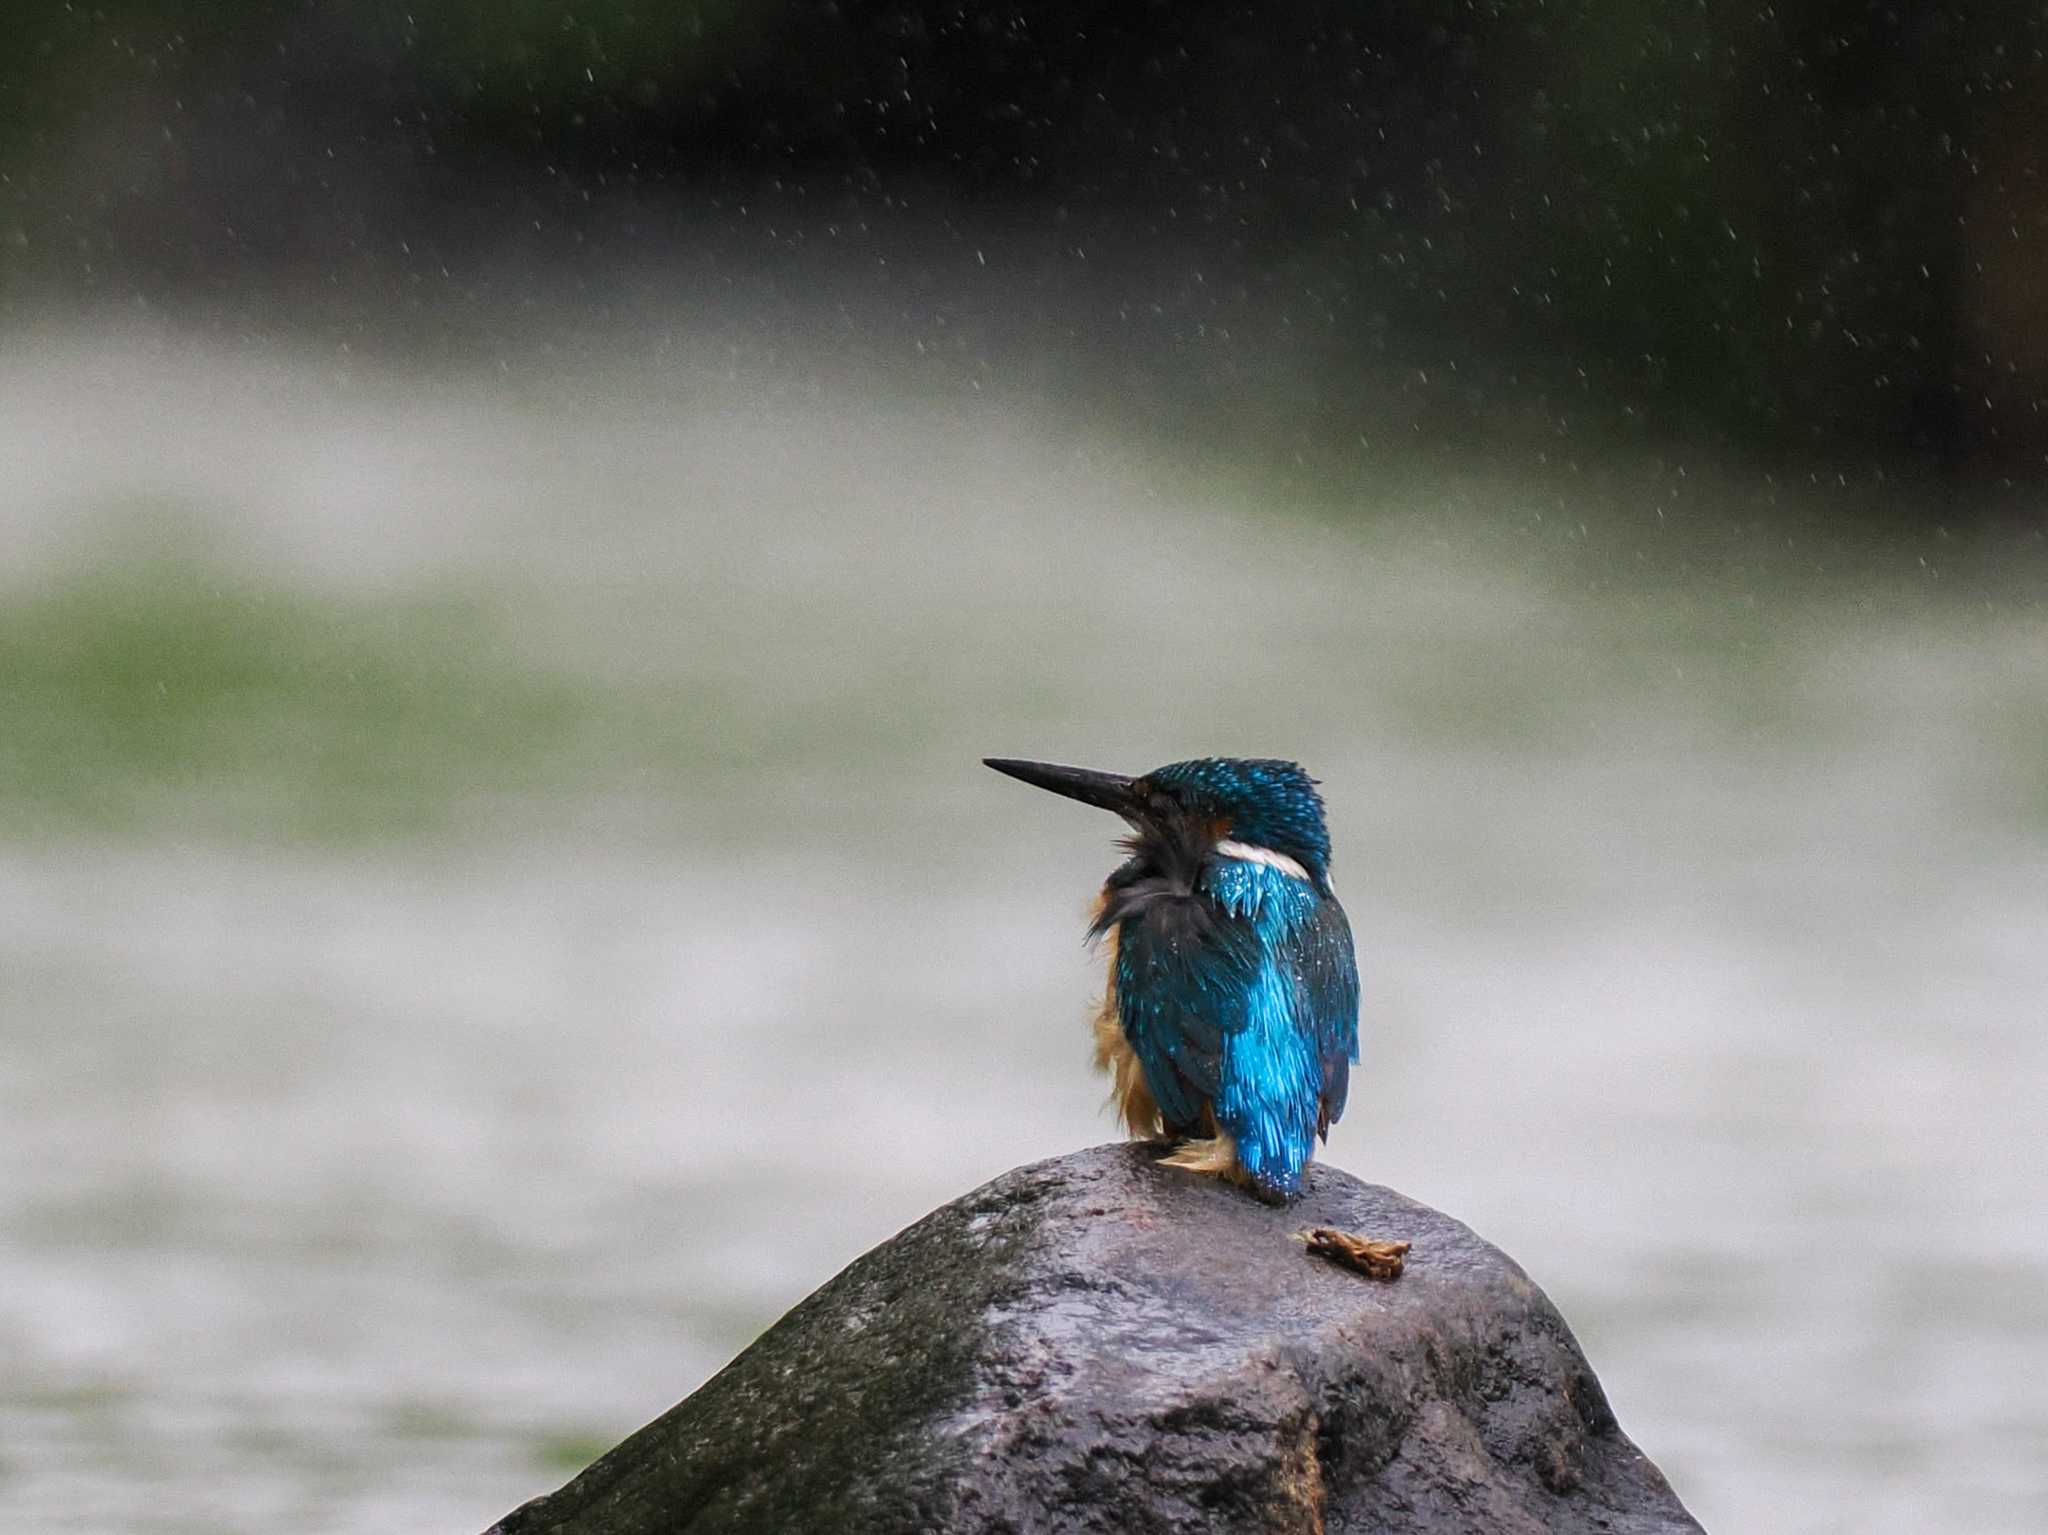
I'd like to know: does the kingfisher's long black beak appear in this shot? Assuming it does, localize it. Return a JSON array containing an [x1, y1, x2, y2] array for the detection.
[[983, 758, 1142, 819]]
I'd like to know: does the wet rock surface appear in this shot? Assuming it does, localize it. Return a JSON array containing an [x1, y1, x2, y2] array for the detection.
[[486, 1143, 1702, 1534]]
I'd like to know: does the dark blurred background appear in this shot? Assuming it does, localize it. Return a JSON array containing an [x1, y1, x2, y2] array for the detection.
[[6, 0, 2048, 486], [4, 8, 2045, 1535]]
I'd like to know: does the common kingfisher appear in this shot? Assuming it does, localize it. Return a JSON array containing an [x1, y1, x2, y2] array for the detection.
[[986, 756, 1360, 1204]]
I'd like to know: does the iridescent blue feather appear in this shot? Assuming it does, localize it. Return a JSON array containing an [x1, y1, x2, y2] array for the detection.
[[1098, 761, 1360, 1200], [990, 752, 1361, 1203]]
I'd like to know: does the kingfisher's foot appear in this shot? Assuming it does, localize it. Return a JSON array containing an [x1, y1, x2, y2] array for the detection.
[[1158, 1133, 1249, 1185], [1156, 1134, 1300, 1204], [1302, 1227, 1410, 1280]]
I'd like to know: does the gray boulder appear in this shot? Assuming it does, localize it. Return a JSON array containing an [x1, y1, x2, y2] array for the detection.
[[487, 1143, 1702, 1534]]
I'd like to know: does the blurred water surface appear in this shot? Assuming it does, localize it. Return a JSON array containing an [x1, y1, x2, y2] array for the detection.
[[2, 329, 2045, 1534]]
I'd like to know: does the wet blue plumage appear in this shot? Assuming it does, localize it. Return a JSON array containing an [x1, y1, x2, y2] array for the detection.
[[1202, 855, 1358, 1193], [986, 754, 1361, 1203]]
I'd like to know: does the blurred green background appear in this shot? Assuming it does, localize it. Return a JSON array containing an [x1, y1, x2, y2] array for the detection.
[[2, 6, 2045, 1535]]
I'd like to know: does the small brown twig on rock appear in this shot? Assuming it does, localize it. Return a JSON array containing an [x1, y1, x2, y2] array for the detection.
[[1302, 1227, 1410, 1280]]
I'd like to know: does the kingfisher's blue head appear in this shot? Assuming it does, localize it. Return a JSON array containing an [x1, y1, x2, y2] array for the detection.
[[982, 755, 1334, 889]]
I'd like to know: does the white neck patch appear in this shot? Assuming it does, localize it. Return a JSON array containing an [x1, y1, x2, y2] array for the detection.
[[1214, 839, 1312, 882]]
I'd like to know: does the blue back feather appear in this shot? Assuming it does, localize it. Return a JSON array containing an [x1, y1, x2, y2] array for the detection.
[[1097, 758, 1360, 1200]]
